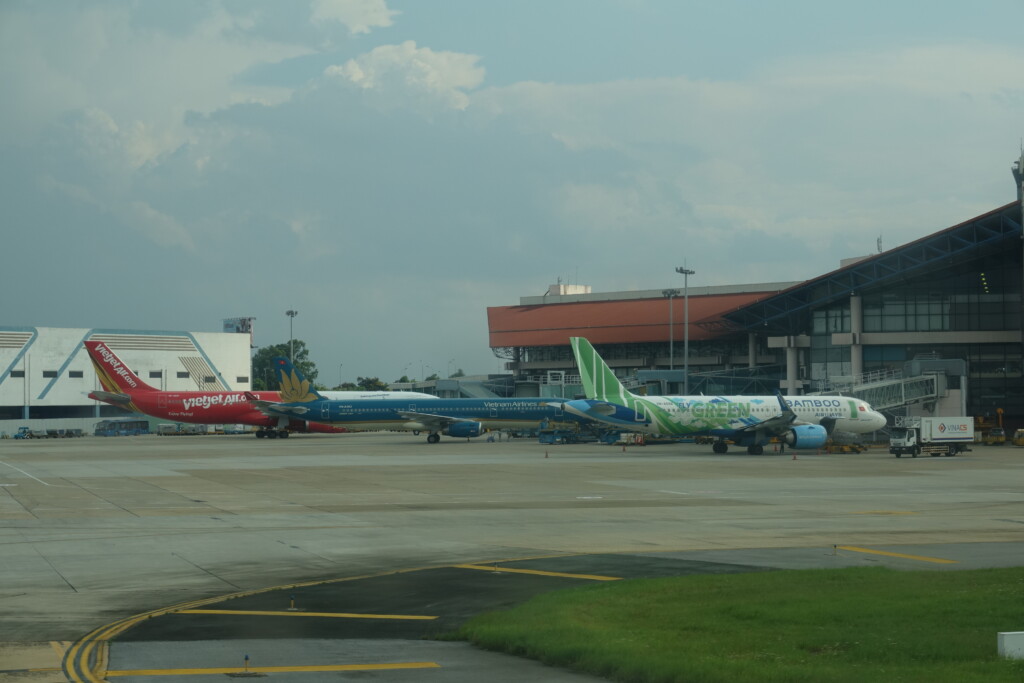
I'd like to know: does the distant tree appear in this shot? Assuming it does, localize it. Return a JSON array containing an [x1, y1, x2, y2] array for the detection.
[[335, 382, 359, 391], [450, 368, 465, 378], [425, 372, 440, 381], [357, 376, 389, 391], [251, 340, 317, 390], [396, 375, 412, 384]]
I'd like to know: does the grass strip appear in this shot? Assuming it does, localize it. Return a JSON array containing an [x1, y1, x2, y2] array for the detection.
[[451, 566, 1024, 682]]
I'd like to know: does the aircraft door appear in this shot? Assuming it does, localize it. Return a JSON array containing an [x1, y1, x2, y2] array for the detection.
[[635, 404, 647, 422], [321, 402, 330, 419]]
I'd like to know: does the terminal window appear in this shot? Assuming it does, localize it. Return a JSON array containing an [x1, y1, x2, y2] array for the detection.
[[149, 371, 162, 378], [69, 370, 84, 378], [177, 371, 189, 379], [10, 370, 24, 378], [204, 376, 215, 383], [43, 370, 57, 378]]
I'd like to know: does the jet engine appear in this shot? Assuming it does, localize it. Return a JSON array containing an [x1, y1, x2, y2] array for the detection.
[[445, 421, 484, 438], [782, 424, 828, 449]]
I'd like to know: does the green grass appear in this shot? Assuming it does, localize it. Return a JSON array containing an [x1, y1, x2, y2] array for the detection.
[[451, 566, 1024, 682]]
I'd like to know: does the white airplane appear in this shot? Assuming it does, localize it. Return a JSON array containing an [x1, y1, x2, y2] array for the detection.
[[559, 337, 887, 454]]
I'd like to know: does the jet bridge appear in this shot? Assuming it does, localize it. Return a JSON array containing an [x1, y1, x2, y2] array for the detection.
[[813, 371, 941, 412]]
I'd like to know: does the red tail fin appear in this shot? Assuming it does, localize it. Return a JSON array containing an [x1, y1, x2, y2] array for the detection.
[[83, 340, 159, 393]]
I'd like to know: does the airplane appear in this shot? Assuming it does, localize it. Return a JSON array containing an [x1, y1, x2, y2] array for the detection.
[[249, 356, 586, 443], [558, 337, 888, 455], [83, 340, 436, 438]]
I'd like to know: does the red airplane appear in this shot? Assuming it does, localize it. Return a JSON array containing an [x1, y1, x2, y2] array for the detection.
[[83, 340, 433, 438]]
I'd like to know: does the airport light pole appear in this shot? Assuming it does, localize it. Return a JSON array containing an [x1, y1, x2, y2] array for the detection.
[[662, 289, 680, 370], [675, 266, 695, 394], [285, 310, 298, 362]]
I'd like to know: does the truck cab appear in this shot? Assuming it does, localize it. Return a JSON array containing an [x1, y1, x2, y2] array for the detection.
[[889, 427, 920, 457]]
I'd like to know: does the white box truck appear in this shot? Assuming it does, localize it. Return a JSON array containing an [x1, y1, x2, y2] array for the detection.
[[889, 417, 974, 457]]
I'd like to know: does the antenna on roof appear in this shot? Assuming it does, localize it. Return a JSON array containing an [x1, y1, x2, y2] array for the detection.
[[1015, 143, 1024, 201], [877, 236, 883, 253]]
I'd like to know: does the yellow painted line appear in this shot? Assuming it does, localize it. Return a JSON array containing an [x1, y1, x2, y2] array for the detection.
[[106, 662, 440, 676], [178, 609, 436, 620], [852, 510, 917, 515], [454, 563, 621, 581], [835, 545, 958, 564]]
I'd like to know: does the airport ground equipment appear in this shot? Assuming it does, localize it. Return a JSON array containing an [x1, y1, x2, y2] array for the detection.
[[889, 417, 974, 457], [826, 441, 867, 454], [538, 429, 599, 445], [1012, 429, 1024, 447], [983, 427, 1006, 446]]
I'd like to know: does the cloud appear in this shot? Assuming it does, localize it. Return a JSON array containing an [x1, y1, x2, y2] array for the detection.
[[0, 2, 312, 156], [310, 0, 398, 35], [325, 40, 485, 111], [469, 41, 1024, 268], [121, 201, 197, 250]]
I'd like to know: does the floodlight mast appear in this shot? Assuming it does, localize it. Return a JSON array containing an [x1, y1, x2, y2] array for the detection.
[[286, 310, 298, 363], [675, 266, 695, 394]]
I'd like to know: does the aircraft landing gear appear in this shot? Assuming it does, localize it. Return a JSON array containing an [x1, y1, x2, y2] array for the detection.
[[712, 440, 728, 454], [427, 433, 441, 444], [747, 444, 764, 455]]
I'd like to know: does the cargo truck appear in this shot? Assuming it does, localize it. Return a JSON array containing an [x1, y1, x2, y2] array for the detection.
[[889, 417, 973, 457]]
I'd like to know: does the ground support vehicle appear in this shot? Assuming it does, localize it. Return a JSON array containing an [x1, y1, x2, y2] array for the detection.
[[826, 442, 867, 454], [157, 423, 208, 436], [94, 419, 150, 437], [538, 429, 599, 444], [889, 417, 974, 457], [983, 427, 1006, 445], [1013, 429, 1024, 447]]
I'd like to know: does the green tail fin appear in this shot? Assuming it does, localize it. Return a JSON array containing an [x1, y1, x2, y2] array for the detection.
[[570, 337, 635, 403]]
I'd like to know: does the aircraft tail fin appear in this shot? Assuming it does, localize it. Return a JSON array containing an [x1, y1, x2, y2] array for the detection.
[[271, 357, 324, 403], [570, 337, 637, 403], [83, 340, 159, 393]]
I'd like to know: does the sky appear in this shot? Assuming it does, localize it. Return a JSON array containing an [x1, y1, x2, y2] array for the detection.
[[2, 0, 1023, 385]]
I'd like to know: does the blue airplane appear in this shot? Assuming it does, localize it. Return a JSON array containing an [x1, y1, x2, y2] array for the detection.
[[248, 357, 585, 443]]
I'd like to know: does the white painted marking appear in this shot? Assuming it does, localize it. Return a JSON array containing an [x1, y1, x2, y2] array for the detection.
[[0, 460, 53, 486]]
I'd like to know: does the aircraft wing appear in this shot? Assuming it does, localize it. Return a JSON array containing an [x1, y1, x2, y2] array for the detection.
[[245, 392, 312, 417], [89, 390, 132, 406], [396, 411, 476, 430], [732, 394, 798, 436]]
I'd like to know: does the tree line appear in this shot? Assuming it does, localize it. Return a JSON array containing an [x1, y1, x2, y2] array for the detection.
[[251, 340, 463, 392]]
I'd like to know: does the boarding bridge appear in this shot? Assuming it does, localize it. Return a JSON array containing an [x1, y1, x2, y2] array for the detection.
[[813, 370, 941, 411]]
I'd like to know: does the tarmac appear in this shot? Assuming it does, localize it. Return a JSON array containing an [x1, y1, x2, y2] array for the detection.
[[0, 432, 1021, 681]]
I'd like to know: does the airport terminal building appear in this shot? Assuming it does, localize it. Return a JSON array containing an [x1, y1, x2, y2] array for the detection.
[[487, 160, 1024, 431], [0, 328, 252, 434], [5, 158, 1023, 435]]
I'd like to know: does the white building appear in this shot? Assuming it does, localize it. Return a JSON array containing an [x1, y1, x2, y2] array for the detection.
[[0, 327, 252, 433]]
